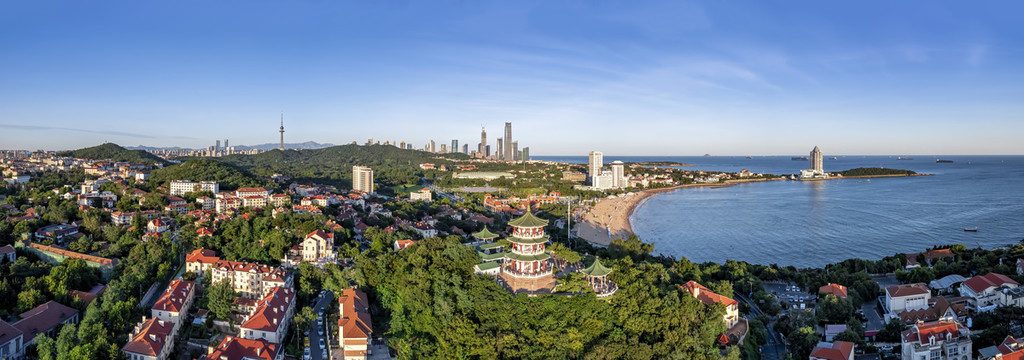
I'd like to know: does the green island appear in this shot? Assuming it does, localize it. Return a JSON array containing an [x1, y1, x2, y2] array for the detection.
[[0, 143, 1019, 360], [838, 167, 919, 177]]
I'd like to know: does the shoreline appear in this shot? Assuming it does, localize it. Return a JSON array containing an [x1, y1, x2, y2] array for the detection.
[[574, 174, 929, 246]]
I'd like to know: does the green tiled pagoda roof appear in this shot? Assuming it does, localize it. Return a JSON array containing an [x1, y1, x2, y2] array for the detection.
[[475, 261, 500, 271], [505, 252, 550, 262], [508, 235, 549, 244], [581, 257, 612, 277], [508, 212, 549, 228], [478, 241, 505, 250], [478, 251, 506, 261], [472, 227, 499, 240]]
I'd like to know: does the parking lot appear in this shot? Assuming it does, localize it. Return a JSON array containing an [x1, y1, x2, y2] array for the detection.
[[763, 281, 816, 309]]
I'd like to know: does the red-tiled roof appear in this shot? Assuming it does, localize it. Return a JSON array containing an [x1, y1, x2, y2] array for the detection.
[[963, 273, 1019, 293], [186, 248, 220, 264], [901, 318, 966, 345], [239, 287, 295, 333], [153, 280, 194, 313], [395, 239, 415, 250], [70, 290, 98, 305], [0, 320, 21, 346], [236, 187, 267, 193], [13, 301, 79, 340], [339, 288, 372, 340], [809, 341, 854, 360], [887, 283, 929, 297], [123, 318, 173, 357], [681, 280, 738, 307], [204, 336, 279, 360], [819, 283, 848, 298], [306, 229, 333, 242]]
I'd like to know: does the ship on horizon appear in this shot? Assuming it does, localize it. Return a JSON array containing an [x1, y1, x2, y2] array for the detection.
[[936, 159, 954, 163], [792, 156, 808, 161], [898, 156, 915, 160]]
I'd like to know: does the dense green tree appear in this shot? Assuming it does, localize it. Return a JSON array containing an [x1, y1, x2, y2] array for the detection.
[[207, 280, 237, 320]]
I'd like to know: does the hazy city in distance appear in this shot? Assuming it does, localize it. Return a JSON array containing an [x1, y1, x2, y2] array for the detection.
[[2, 2, 1024, 360]]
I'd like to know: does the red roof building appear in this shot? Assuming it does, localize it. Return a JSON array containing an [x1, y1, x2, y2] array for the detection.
[[901, 317, 971, 359], [960, 273, 1019, 311], [809, 341, 855, 360], [338, 288, 373, 359], [186, 248, 220, 275], [13, 301, 79, 346], [202, 336, 280, 360], [681, 281, 739, 329], [152, 280, 195, 334], [122, 317, 174, 360], [819, 283, 848, 298], [239, 287, 295, 344]]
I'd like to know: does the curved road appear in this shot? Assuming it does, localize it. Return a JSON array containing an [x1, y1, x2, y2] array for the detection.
[[735, 293, 786, 360]]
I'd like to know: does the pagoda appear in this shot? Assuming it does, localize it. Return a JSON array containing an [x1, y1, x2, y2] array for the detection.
[[499, 212, 556, 293], [580, 257, 617, 297]]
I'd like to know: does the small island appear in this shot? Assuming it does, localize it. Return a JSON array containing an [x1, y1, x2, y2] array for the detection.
[[628, 161, 693, 167], [837, 167, 921, 177]]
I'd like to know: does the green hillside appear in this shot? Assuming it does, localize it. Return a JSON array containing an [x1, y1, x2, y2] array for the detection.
[[59, 143, 166, 165], [149, 159, 273, 191], [219, 144, 467, 188]]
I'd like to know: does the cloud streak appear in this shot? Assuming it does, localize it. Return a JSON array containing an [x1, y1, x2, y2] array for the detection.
[[0, 124, 198, 140]]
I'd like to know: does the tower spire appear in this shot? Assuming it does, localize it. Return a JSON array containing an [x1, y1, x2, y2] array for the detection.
[[278, 112, 285, 151]]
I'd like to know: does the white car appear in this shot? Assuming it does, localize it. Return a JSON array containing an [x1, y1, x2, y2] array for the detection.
[[319, 338, 325, 349], [303, 347, 311, 360], [318, 326, 324, 335]]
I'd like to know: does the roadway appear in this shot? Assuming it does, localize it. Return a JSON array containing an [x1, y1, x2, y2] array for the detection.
[[306, 290, 334, 360], [735, 293, 786, 360]]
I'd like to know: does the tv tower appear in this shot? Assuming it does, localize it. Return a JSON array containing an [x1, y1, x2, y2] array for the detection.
[[279, 113, 285, 151]]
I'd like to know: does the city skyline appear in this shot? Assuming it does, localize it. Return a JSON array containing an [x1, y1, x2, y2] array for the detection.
[[2, 1, 1023, 155]]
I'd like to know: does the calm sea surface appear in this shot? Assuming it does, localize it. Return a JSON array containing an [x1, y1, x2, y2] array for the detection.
[[534, 155, 1024, 267]]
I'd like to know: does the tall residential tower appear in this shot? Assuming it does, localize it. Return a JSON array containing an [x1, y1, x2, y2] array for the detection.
[[810, 146, 823, 173], [352, 166, 374, 193], [503, 122, 513, 161]]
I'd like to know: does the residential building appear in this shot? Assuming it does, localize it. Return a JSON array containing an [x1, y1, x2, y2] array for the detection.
[[123, 318, 174, 360], [169, 180, 219, 196], [0, 245, 14, 262], [196, 196, 214, 210], [409, 188, 431, 201], [899, 297, 968, 325], [885, 283, 930, 321], [588, 151, 603, 183], [301, 230, 335, 262], [210, 260, 293, 299], [147, 219, 168, 233], [810, 146, 824, 173], [810, 341, 855, 360], [151, 280, 195, 335], [236, 187, 270, 198], [610, 161, 625, 188], [215, 197, 242, 213], [338, 288, 372, 360], [238, 287, 295, 344], [681, 280, 740, 329], [13, 301, 79, 347], [496, 138, 503, 160], [185, 248, 219, 275], [819, 283, 848, 298], [352, 166, 374, 193], [900, 317, 971, 360], [202, 336, 281, 360], [242, 195, 267, 208], [0, 320, 23, 360], [960, 273, 1019, 311]]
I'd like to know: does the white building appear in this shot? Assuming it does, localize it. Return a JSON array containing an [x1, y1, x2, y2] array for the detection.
[[238, 287, 295, 344], [353, 166, 374, 193], [885, 283, 930, 321], [0, 320, 23, 360], [338, 288, 373, 360], [960, 273, 1020, 312], [900, 317, 971, 360], [169, 180, 219, 196], [587, 151, 603, 184], [610, 161, 626, 189], [301, 230, 335, 262], [122, 318, 174, 360], [409, 188, 432, 201], [151, 280, 195, 335]]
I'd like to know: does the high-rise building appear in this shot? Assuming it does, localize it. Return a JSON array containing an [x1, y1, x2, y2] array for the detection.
[[810, 146, 823, 173], [485, 145, 491, 157], [440, 144, 447, 153], [407, 144, 413, 150], [503, 122, 513, 161], [479, 127, 487, 156], [496, 138, 503, 160], [215, 140, 221, 151], [611, 161, 625, 188], [429, 140, 436, 153], [588, 151, 603, 183], [400, 141, 405, 149], [451, 140, 458, 154], [279, 113, 285, 151], [352, 166, 374, 193], [522, 147, 530, 161], [224, 139, 229, 149], [511, 141, 519, 162], [462, 144, 468, 154]]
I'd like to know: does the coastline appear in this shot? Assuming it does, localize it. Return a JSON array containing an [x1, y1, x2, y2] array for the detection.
[[573, 174, 929, 246]]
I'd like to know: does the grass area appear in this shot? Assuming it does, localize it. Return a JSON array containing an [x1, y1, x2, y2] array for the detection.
[[392, 185, 426, 195]]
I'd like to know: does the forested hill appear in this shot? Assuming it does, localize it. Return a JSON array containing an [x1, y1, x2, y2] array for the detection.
[[218, 144, 468, 188], [59, 143, 166, 165], [149, 159, 273, 191]]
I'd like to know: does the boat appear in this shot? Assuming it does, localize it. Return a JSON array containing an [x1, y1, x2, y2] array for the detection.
[[746, 156, 753, 159], [936, 159, 954, 163], [703, 154, 711, 157], [831, 157, 838, 160], [964, 227, 978, 232], [792, 156, 808, 161], [898, 157, 914, 160]]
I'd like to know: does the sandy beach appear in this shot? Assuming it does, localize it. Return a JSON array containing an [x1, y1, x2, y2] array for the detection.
[[574, 179, 779, 246]]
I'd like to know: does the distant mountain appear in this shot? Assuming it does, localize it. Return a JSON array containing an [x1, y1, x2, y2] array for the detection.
[[59, 143, 166, 165], [126, 141, 337, 152]]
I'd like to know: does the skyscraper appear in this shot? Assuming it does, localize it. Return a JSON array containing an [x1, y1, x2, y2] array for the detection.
[[588, 151, 603, 184], [215, 140, 221, 150], [429, 140, 436, 153], [610, 161, 625, 188], [478, 127, 487, 156], [503, 122, 513, 161], [511, 141, 519, 162], [224, 139, 229, 149], [462, 144, 468, 154], [496, 138, 503, 160], [451, 140, 458, 154], [278, 113, 285, 151], [810, 146, 823, 173], [522, 147, 530, 161], [352, 166, 374, 193], [485, 145, 491, 157], [440, 144, 447, 153]]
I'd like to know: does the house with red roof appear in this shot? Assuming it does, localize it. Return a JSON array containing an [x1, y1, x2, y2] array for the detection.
[[338, 288, 373, 359], [186, 248, 220, 275], [152, 280, 195, 335], [0, 319, 24, 360], [901, 317, 971, 360], [210, 258, 293, 299], [960, 273, 1020, 312], [13, 301, 79, 348], [884, 283, 930, 321], [202, 336, 281, 360], [122, 317, 174, 360], [239, 287, 295, 344], [681, 281, 739, 329], [146, 219, 168, 233], [809, 341, 854, 360], [819, 283, 848, 298], [394, 239, 416, 251]]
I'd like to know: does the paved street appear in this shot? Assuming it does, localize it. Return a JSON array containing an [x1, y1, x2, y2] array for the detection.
[[735, 293, 786, 360], [861, 301, 886, 332], [307, 290, 334, 360]]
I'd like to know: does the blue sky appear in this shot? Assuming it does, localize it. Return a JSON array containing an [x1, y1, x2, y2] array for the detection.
[[1, 1, 1022, 155]]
